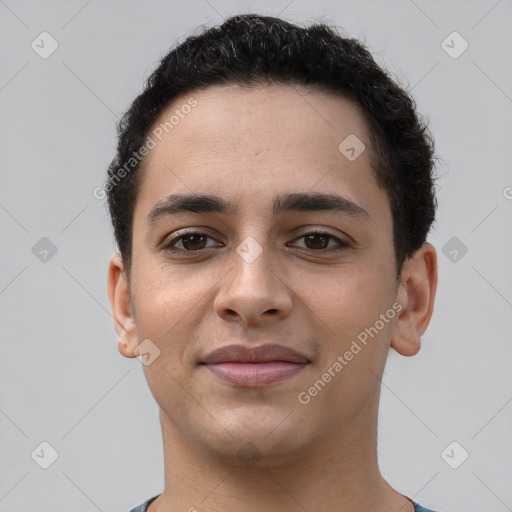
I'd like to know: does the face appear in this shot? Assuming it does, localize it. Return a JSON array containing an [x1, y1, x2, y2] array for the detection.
[[115, 83, 406, 464]]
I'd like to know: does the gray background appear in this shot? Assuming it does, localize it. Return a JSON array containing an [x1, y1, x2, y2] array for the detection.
[[1, 1, 511, 511]]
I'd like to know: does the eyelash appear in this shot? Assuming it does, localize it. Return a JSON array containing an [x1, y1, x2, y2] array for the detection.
[[161, 229, 351, 254]]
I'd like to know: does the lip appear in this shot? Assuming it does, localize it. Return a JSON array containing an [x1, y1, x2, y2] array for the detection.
[[200, 344, 310, 387], [202, 344, 310, 365]]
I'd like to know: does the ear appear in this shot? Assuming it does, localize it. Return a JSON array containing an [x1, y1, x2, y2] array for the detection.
[[107, 253, 139, 358], [390, 243, 438, 357]]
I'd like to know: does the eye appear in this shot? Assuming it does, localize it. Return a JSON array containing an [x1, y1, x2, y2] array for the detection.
[[288, 231, 350, 252], [162, 231, 223, 252], [160, 229, 351, 255]]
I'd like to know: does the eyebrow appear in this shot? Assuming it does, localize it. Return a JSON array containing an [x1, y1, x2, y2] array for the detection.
[[146, 192, 373, 226]]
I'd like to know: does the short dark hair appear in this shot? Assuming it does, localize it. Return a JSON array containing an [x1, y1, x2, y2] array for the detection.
[[106, 13, 437, 279]]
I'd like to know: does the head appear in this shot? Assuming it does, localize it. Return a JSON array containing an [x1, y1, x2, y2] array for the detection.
[[107, 14, 437, 465]]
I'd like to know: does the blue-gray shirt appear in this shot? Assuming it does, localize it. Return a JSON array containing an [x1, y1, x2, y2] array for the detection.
[[127, 494, 440, 511]]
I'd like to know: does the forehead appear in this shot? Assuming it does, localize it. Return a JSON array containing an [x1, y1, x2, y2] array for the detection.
[[146, 83, 370, 164], [133, 83, 385, 221]]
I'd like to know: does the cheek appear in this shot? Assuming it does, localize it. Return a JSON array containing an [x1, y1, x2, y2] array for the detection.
[[299, 271, 396, 419], [130, 262, 205, 355], [129, 257, 232, 371], [130, 267, 203, 416], [302, 263, 394, 332], [129, 263, 227, 438], [298, 266, 397, 401]]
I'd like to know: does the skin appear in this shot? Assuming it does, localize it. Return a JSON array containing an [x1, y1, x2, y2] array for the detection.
[[108, 83, 437, 512]]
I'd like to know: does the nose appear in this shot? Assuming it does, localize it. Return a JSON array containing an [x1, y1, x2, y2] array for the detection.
[[213, 239, 293, 327]]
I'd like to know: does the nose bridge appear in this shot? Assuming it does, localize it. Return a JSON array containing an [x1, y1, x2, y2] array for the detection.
[[231, 234, 276, 298], [214, 234, 292, 323]]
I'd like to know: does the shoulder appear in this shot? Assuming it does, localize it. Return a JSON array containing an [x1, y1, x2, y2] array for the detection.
[[126, 494, 160, 512], [414, 502, 441, 512], [126, 495, 440, 512]]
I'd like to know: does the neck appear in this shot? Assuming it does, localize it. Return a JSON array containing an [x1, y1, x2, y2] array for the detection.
[[148, 399, 413, 512]]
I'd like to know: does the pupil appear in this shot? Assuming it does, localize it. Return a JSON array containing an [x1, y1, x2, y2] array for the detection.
[[306, 234, 327, 249], [184, 234, 205, 250]]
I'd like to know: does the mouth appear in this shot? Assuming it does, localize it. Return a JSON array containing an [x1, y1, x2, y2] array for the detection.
[[200, 343, 311, 387]]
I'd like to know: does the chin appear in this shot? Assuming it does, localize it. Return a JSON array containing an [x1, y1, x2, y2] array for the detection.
[[199, 408, 316, 468], [212, 436, 308, 469]]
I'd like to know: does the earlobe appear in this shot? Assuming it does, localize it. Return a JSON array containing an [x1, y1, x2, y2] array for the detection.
[[390, 243, 438, 357], [107, 253, 138, 358]]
